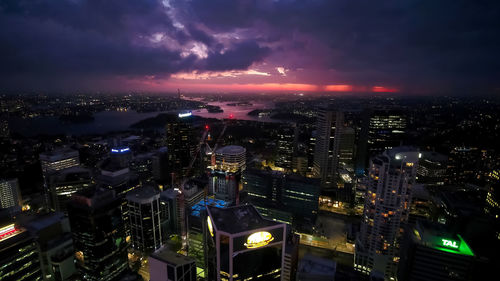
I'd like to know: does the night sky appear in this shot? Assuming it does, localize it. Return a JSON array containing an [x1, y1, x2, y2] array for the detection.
[[1, 0, 499, 94]]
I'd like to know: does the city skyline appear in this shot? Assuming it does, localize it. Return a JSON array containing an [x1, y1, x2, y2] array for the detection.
[[1, 0, 500, 95]]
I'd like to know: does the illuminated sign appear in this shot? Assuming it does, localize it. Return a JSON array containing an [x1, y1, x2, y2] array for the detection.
[[441, 239, 460, 249], [244, 231, 274, 249], [0, 224, 17, 240], [207, 216, 214, 237], [111, 147, 130, 153], [178, 112, 192, 118]]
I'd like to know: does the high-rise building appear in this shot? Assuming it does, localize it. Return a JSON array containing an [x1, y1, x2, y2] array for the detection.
[[485, 169, 500, 220], [398, 220, 475, 281], [313, 111, 344, 190], [47, 167, 92, 212], [39, 148, 80, 175], [152, 147, 170, 184], [416, 151, 448, 185], [209, 145, 246, 204], [214, 145, 246, 173], [23, 212, 76, 281], [149, 248, 197, 281], [242, 169, 320, 224], [355, 147, 419, 280], [0, 178, 21, 210], [206, 204, 286, 281], [367, 110, 407, 156], [338, 127, 355, 171], [166, 116, 196, 179], [67, 188, 128, 281], [126, 186, 164, 255], [275, 124, 297, 172], [0, 223, 42, 281], [110, 146, 132, 168]]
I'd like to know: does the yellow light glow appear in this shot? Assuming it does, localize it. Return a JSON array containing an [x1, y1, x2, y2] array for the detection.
[[207, 216, 214, 237], [244, 231, 274, 249]]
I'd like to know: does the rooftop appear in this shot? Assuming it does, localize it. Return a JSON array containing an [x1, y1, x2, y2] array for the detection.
[[298, 254, 337, 276], [207, 204, 281, 234], [126, 185, 160, 203], [413, 220, 474, 256], [150, 247, 195, 266], [216, 145, 246, 155]]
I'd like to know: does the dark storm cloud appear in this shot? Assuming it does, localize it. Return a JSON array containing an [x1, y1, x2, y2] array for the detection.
[[182, 0, 500, 93], [1, 0, 500, 93], [0, 0, 271, 90]]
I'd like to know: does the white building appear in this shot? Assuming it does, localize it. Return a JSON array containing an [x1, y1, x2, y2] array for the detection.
[[355, 147, 420, 280]]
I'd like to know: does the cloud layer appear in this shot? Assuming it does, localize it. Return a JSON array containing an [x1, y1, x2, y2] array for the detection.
[[0, 0, 499, 94]]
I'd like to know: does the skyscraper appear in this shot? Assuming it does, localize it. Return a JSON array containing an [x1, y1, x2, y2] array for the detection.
[[126, 186, 164, 255], [67, 188, 128, 281], [0, 178, 21, 210], [166, 116, 196, 180], [398, 220, 475, 281], [313, 110, 344, 190], [338, 126, 355, 170], [355, 147, 419, 280], [209, 145, 246, 204], [205, 205, 286, 281], [367, 110, 407, 156], [0, 223, 42, 281], [47, 166, 92, 212], [39, 148, 80, 174], [275, 124, 297, 172]]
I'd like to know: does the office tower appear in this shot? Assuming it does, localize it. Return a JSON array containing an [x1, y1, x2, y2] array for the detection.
[[188, 198, 230, 279], [313, 110, 344, 190], [0, 178, 21, 209], [23, 212, 76, 281], [214, 145, 246, 172], [292, 154, 308, 176], [166, 116, 196, 179], [275, 124, 297, 172], [39, 148, 80, 174], [152, 147, 170, 184], [67, 188, 128, 281], [485, 169, 500, 220], [398, 221, 475, 281], [367, 110, 407, 156], [110, 146, 132, 168], [206, 205, 286, 281], [149, 248, 197, 281], [296, 254, 336, 281], [47, 167, 92, 212], [160, 188, 186, 238], [126, 186, 163, 255], [209, 145, 246, 204], [416, 151, 448, 185], [0, 223, 42, 281], [242, 169, 320, 224], [338, 127, 355, 170], [355, 147, 419, 280], [283, 232, 300, 281], [354, 109, 371, 176]]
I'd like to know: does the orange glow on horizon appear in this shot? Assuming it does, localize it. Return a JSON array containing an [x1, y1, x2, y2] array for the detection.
[[372, 86, 398, 93]]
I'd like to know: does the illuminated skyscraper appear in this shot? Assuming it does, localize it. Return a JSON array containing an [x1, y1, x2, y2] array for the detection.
[[0, 178, 21, 210], [355, 147, 419, 280], [339, 126, 355, 170], [47, 167, 92, 212], [485, 169, 500, 220], [67, 188, 128, 281], [166, 116, 195, 179], [275, 124, 297, 172], [209, 145, 246, 204], [0, 223, 42, 281], [398, 221, 475, 281], [126, 186, 163, 255], [206, 205, 286, 281], [313, 110, 344, 190], [39, 148, 80, 174], [367, 110, 407, 156]]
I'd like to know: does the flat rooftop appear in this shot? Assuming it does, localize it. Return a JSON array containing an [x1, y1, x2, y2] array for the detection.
[[126, 185, 160, 203], [150, 247, 194, 266], [216, 145, 246, 155], [208, 204, 281, 234]]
